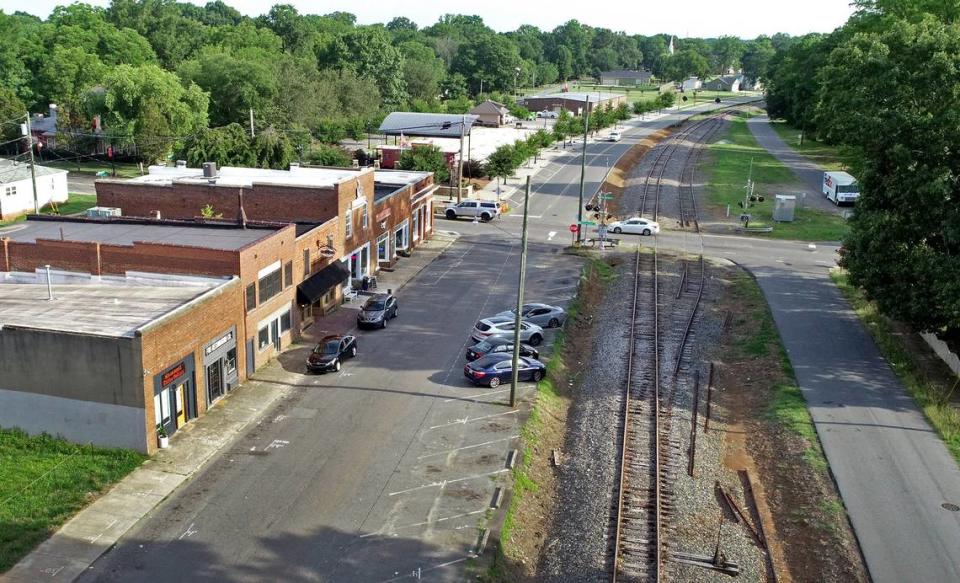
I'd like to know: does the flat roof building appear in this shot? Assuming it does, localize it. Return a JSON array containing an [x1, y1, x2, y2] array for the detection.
[[519, 92, 627, 115], [0, 270, 243, 453]]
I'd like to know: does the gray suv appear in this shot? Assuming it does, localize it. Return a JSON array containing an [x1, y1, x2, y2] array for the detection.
[[445, 200, 500, 221]]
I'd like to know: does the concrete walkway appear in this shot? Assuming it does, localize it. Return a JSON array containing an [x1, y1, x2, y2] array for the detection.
[[0, 231, 458, 583]]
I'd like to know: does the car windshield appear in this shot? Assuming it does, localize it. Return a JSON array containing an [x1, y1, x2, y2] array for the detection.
[[474, 355, 508, 368], [474, 341, 493, 352], [476, 321, 491, 331], [365, 301, 386, 311], [315, 341, 340, 355]]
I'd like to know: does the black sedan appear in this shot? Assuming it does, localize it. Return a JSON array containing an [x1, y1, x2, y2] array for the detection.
[[465, 337, 540, 362], [357, 293, 398, 329], [306, 335, 357, 373], [463, 353, 547, 388]]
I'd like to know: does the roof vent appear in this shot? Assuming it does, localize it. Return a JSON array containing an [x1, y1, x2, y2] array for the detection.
[[373, 160, 381, 169], [176, 160, 187, 168], [202, 162, 218, 183], [351, 159, 359, 168]]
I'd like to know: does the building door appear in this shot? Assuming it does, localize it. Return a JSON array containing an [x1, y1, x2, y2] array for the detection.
[[271, 319, 281, 351], [207, 361, 224, 403], [175, 384, 187, 427]]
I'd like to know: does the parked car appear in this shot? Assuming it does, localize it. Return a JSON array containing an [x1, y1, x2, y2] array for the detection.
[[463, 353, 547, 387], [466, 337, 540, 361], [306, 335, 357, 373], [357, 293, 398, 329], [494, 303, 566, 328], [445, 200, 500, 221], [608, 217, 660, 236], [536, 110, 559, 119], [608, 130, 622, 141], [471, 316, 544, 345]]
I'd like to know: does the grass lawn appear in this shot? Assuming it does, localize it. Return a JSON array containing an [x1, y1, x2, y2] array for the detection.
[[831, 271, 960, 464], [768, 120, 855, 172], [0, 428, 144, 572], [41, 159, 141, 179], [0, 194, 98, 228], [706, 111, 850, 241]]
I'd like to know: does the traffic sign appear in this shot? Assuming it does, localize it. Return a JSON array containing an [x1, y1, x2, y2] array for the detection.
[[600, 194, 615, 200], [579, 220, 597, 226], [568, 224, 579, 233]]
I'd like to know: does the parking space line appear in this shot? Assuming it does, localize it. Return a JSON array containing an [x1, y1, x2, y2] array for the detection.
[[442, 387, 509, 402], [388, 469, 509, 497], [427, 409, 518, 430], [416, 436, 519, 460], [377, 556, 471, 583], [360, 508, 488, 538]]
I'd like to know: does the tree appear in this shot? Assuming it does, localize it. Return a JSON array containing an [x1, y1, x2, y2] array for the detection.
[[486, 143, 517, 190], [0, 87, 25, 145], [536, 62, 559, 86], [818, 16, 960, 338], [178, 46, 282, 127], [667, 49, 710, 81], [712, 36, 745, 74], [741, 37, 776, 83], [85, 64, 209, 163], [556, 46, 574, 81], [398, 145, 450, 183], [325, 26, 407, 106], [656, 91, 676, 111], [307, 143, 352, 167], [450, 33, 522, 94]]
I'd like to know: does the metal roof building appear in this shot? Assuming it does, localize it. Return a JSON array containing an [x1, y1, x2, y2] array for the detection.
[[378, 112, 480, 138]]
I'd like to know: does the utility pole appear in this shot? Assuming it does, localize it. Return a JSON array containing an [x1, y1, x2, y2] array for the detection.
[[457, 116, 466, 204], [510, 176, 532, 408], [24, 113, 40, 214], [576, 97, 591, 245], [480, 79, 484, 96], [249, 108, 255, 138]]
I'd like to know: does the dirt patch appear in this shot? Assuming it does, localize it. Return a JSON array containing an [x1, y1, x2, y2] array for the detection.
[[712, 268, 867, 582], [484, 256, 612, 582]]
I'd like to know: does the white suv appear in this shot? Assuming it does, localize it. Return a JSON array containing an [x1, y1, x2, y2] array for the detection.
[[445, 200, 500, 221]]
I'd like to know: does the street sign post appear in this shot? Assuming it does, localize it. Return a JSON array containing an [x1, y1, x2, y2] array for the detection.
[[579, 220, 597, 226], [568, 224, 579, 233]]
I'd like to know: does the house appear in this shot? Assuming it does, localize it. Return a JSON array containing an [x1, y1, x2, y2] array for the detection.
[[681, 77, 702, 92], [741, 78, 763, 91], [0, 158, 68, 221], [599, 70, 653, 87], [0, 268, 243, 453], [28, 104, 58, 149], [468, 100, 511, 127], [518, 92, 627, 115], [703, 75, 744, 92]]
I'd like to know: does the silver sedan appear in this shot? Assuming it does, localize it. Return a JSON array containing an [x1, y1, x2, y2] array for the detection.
[[471, 316, 545, 346], [494, 303, 566, 328]]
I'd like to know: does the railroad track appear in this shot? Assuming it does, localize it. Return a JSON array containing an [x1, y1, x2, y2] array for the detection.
[[607, 108, 735, 582]]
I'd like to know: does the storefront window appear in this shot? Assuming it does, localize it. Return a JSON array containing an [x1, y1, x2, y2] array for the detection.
[[225, 348, 237, 374], [154, 394, 162, 426], [159, 387, 171, 424], [258, 326, 269, 350], [413, 210, 420, 241], [377, 234, 389, 262]]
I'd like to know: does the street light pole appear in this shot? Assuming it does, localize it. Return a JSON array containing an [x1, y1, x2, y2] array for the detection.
[[510, 175, 532, 408], [576, 97, 591, 245], [457, 116, 466, 204]]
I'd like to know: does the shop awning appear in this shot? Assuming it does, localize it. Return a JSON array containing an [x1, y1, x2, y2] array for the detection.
[[297, 261, 351, 305]]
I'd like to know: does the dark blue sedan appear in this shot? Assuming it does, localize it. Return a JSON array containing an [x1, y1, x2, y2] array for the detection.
[[463, 353, 546, 388]]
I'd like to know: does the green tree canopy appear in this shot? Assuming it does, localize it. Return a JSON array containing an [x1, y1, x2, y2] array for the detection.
[[397, 144, 450, 183]]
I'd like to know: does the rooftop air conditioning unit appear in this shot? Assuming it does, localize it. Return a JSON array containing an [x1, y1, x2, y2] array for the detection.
[[352, 159, 359, 168], [202, 162, 218, 178], [85, 206, 122, 218], [176, 160, 187, 169]]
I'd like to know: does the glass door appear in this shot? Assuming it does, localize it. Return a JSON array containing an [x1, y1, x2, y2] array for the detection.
[[207, 361, 224, 403]]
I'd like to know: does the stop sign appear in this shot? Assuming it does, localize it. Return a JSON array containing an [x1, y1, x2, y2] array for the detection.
[[569, 224, 579, 233]]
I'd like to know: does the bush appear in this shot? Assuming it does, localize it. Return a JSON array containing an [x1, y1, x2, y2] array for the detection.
[[307, 144, 353, 167], [463, 159, 487, 178], [398, 144, 450, 183]]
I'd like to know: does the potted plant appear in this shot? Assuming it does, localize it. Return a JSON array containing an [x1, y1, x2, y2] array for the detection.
[[157, 426, 169, 449]]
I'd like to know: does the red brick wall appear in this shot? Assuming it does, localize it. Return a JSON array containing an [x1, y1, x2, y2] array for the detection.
[[96, 180, 342, 224], [139, 279, 245, 454]]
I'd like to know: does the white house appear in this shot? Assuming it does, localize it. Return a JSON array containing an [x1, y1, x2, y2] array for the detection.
[[0, 159, 69, 221], [681, 77, 702, 92]]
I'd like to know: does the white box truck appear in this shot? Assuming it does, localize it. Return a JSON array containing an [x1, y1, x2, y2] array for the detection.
[[823, 171, 860, 205]]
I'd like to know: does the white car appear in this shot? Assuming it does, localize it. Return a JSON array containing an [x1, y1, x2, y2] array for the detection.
[[608, 130, 622, 141], [535, 110, 559, 119], [493, 303, 566, 328], [608, 217, 660, 236], [445, 200, 500, 221], [471, 316, 544, 346]]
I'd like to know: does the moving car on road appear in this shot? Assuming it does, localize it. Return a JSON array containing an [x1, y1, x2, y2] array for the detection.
[[463, 353, 547, 387], [466, 337, 540, 361], [608, 217, 660, 236], [608, 130, 622, 141], [306, 335, 358, 373], [494, 303, 566, 328], [445, 200, 500, 221], [357, 292, 398, 329], [471, 316, 544, 346]]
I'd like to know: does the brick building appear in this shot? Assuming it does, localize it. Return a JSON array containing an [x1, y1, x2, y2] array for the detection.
[[0, 269, 242, 453], [519, 92, 627, 115]]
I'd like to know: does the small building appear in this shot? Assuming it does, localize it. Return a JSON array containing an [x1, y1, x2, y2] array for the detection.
[[703, 75, 743, 92], [0, 158, 68, 221], [28, 104, 59, 149], [379, 112, 479, 140], [599, 70, 653, 87], [518, 92, 627, 115], [0, 269, 243, 453], [468, 100, 511, 127], [681, 77, 702, 92]]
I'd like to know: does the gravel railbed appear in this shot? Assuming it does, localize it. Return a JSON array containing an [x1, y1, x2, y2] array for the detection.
[[538, 256, 634, 582]]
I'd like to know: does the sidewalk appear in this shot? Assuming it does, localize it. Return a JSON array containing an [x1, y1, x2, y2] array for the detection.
[[0, 231, 459, 583]]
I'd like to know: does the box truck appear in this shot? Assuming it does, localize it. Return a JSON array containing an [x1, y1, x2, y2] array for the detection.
[[823, 171, 860, 205]]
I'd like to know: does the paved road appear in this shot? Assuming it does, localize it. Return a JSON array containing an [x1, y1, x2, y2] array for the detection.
[[68, 98, 775, 583], [656, 231, 960, 583], [746, 114, 845, 215]]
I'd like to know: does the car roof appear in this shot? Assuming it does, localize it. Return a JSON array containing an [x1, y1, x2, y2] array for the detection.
[[365, 293, 391, 302], [481, 316, 513, 325], [319, 334, 344, 342], [472, 353, 513, 366]]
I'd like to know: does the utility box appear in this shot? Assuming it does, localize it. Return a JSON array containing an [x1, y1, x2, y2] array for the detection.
[[773, 194, 796, 222]]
